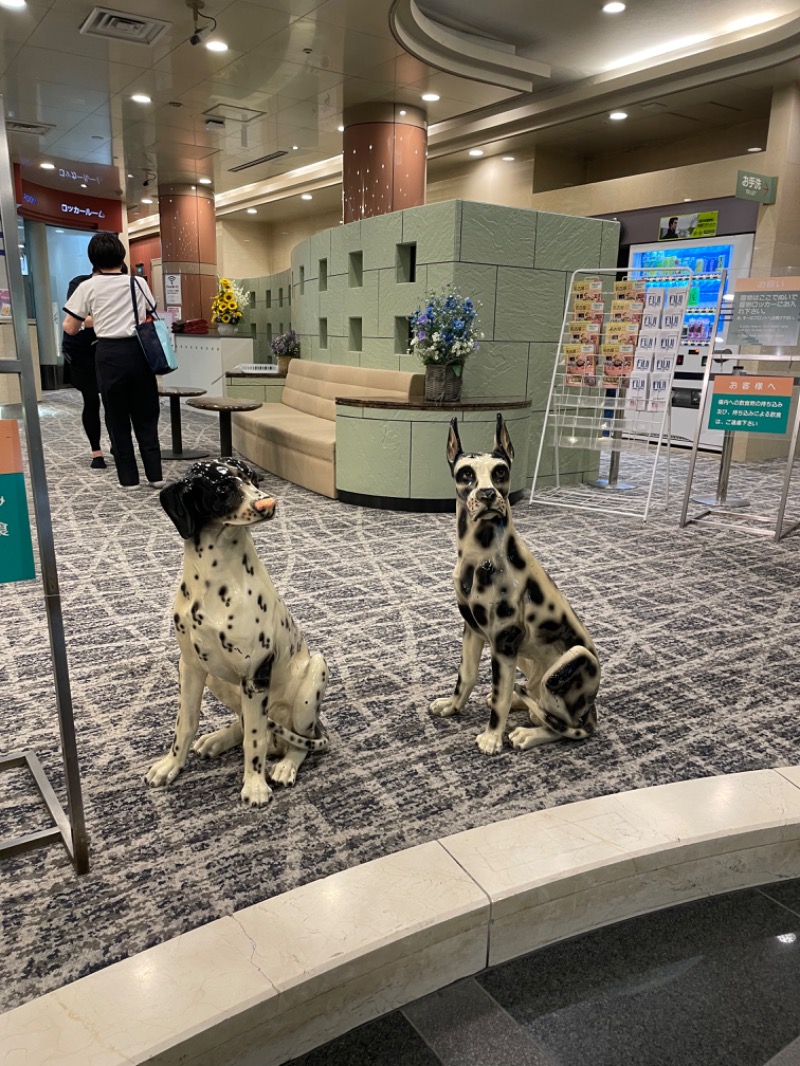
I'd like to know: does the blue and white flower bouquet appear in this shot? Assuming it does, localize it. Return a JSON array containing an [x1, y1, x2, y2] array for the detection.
[[408, 288, 480, 377]]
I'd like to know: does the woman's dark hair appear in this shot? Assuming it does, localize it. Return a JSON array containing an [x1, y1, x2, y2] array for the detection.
[[87, 232, 127, 270]]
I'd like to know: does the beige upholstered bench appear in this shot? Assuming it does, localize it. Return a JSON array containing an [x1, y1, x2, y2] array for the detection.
[[231, 359, 424, 498]]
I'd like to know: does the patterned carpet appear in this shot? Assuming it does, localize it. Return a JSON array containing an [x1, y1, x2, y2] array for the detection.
[[1, 389, 800, 1013]]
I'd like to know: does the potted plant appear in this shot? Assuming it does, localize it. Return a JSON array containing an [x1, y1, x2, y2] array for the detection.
[[271, 329, 300, 376], [211, 278, 246, 335], [408, 287, 480, 402]]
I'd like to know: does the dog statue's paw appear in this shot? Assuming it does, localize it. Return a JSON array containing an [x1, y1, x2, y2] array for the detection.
[[476, 729, 504, 755], [430, 697, 460, 718], [145, 753, 184, 787], [240, 775, 273, 807], [269, 758, 298, 787], [509, 726, 555, 751], [193, 724, 240, 759]]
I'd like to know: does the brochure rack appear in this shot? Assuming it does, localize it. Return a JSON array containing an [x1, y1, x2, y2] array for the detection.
[[530, 266, 723, 521], [0, 97, 89, 874]]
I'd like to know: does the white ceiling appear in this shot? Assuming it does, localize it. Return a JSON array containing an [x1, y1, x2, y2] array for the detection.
[[1, 0, 799, 220]]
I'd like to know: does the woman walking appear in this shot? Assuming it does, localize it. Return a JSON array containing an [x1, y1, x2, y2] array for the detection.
[[62, 270, 107, 469], [62, 233, 163, 489]]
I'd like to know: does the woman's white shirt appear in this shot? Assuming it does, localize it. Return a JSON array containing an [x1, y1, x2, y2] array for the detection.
[[64, 274, 156, 339]]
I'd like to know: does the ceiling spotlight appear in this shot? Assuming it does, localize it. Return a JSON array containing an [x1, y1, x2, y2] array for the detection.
[[747, 146, 763, 152], [399, 109, 407, 116], [206, 39, 228, 51], [300, 193, 313, 200], [468, 148, 484, 157], [40, 162, 55, 169], [292, 145, 299, 150], [0, 0, 28, 9], [603, 1, 626, 11], [337, 124, 344, 132], [131, 93, 151, 104], [246, 208, 257, 214], [198, 177, 212, 185], [141, 198, 153, 204], [127, 172, 134, 178], [421, 92, 440, 102], [501, 155, 515, 161], [609, 110, 628, 120]]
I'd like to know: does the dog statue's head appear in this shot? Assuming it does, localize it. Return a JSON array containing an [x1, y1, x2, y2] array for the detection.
[[446, 414, 514, 522], [159, 458, 276, 540]]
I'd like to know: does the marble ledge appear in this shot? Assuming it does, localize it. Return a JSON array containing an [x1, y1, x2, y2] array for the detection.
[[5, 768, 800, 1066]]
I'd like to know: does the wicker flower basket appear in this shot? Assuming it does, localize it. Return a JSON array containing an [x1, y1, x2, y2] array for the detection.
[[277, 354, 294, 376], [424, 364, 462, 402]]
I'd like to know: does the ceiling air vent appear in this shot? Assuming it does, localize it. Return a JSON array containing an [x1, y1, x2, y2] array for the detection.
[[229, 151, 288, 173], [6, 120, 56, 136], [79, 7, 170, 46]]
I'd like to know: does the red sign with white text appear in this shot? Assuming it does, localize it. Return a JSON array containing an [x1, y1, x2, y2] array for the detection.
[[14, 167, 122, 232]]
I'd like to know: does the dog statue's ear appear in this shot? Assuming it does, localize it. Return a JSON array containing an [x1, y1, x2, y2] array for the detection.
[[446, 417, 463, 476], [492, 413, 514, 466], [159, 482, 200, 540]]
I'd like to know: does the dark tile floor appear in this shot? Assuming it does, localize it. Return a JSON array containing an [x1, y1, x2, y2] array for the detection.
[[287, 881, 800, 1066]]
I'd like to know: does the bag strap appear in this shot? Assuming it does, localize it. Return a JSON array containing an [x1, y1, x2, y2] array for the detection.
[[130, 276, 158, 323]]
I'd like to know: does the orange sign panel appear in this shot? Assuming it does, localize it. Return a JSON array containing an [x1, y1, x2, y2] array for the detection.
[[0, 420, 24, 475], [713, 375, 794, 397]]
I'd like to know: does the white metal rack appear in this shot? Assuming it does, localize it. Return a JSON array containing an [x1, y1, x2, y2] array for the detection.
[[530, 267, 725, 521]]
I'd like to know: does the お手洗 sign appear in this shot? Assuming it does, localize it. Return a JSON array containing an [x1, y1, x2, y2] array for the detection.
[[708, 376, 794, 435], [0, 420, 35, 584]]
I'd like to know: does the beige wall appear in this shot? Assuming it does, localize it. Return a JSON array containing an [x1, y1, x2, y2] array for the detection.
[[427, 152, 534, 206], [217, 210, 343, 279]]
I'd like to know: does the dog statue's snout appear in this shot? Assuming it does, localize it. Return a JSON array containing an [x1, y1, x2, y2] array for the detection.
[[254, 497, 276, 515], [476, 488, 496, 502]]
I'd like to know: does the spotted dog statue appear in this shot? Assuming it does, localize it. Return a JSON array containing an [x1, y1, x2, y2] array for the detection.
[[146, 459, 329, 806], [430, 415, 601, 755]]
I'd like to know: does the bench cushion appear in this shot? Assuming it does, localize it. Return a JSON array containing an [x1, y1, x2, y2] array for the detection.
[[237, 404, 334, 462], [282, 359, 424, 421]]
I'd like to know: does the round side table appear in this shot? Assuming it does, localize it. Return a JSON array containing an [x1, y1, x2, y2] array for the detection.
[[158, 386, 210, 460], [185, 396, 262, 458]]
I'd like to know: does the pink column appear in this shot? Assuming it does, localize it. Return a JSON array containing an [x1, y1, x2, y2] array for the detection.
[[342, 105, 427, 223], [157, 183, 218, 322]]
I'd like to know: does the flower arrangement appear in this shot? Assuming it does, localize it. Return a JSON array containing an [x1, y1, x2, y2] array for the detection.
[[407, 287, 480, 376], [270, 329, 300, 359], [211, 278, 247, 325]]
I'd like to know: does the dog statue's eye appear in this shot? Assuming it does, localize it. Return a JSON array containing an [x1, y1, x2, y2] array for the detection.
[[492, 465, 509, 483], [456, 466, 475, 484]]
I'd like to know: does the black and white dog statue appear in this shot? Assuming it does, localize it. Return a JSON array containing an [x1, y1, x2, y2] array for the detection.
[[146, 459, 328, 806], [431, 416, 601, 754]]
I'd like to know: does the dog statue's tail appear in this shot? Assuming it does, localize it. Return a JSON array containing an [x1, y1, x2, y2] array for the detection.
[[265, 717, 330, 752]]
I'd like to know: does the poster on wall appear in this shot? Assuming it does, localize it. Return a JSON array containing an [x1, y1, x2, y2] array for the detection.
[[164, 273, 182, 305], [657, 211, 719, 241]]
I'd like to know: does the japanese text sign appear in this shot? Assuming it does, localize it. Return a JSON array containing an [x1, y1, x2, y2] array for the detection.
[[708, 375, 794, 435], [736, 169, 778, 205], [0, 420, 36, 584], [727, 278, 800, 347]]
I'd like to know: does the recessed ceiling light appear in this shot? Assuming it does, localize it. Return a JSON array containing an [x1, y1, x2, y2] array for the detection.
[[141, 198, 153, 204], [609, 110, 628, 121], [0, 0, 28, 10], [205, 39, 228, 52], [40, 162, 55, 169], [55, 229, 64, 234], [300, 193, 313, 200], [198, 177, 212, 185], [292, 145, 299, 150], [468, 148, 484, 157], [684, 197, 692, 201], [421, 93, 440, 102], [246, 208, 257, 214], [80, 182, 87, 188], [501, 155, 515, 161], [131, 93, 151, 104], [399, 109, 407, 116], [337, 124, 344, 132], [603, 1, 626, 11], [747, 146, 763, 152]]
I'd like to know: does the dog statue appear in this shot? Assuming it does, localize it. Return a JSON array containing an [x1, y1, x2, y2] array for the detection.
[[146, 459, 329, 806], [430, 416, 601, 755]]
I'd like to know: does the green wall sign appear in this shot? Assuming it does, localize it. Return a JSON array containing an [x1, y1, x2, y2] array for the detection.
[[736, 169, 778, 204], [0, 420, 35, 585]]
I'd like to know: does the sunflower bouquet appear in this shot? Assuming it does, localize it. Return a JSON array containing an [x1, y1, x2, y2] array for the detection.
[[211, 278, 247, 325]]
